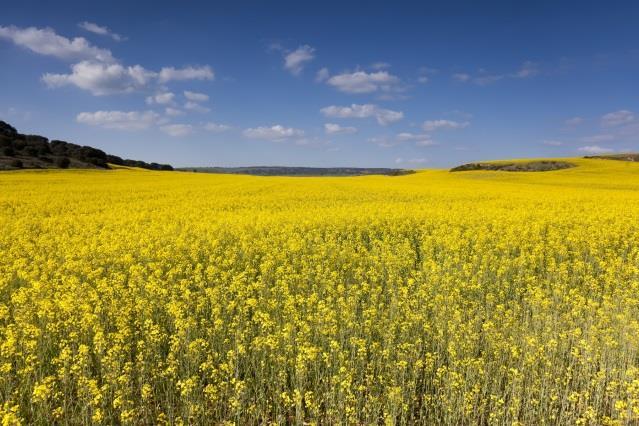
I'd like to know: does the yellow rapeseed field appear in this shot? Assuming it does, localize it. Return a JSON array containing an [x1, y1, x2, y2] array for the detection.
[[1, 158, 639, 425]]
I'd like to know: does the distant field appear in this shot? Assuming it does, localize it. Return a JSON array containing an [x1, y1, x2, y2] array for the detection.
[[1, 158, 639, 424], [176, 166, 414, 176]]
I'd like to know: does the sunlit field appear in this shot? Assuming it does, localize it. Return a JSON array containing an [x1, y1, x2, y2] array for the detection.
[[1, 158, 639, 424]]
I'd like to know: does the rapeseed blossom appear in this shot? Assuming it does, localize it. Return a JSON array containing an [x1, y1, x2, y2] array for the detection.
[[1, 158, 639, 424]]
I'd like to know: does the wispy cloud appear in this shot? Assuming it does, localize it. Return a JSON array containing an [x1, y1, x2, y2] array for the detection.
[[422, 119, 469, 131], [453, 61, 540, 85], [78, 21, 125, 42], [76, 110, 160, 130], [601, 110, 635, 127], [0, 25, 114, 62], [564, 117, 584, 127], [184, 91, 209, 102], [160, 123, 194, 137], [283, 45, 315, 75], [578, 145, 614, 154], [324, 123, 357, 135], [204, 122, 231, 132], [579, 134, 615, 143]]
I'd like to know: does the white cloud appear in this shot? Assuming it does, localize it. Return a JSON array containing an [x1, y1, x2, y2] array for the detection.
[[284, 45, 315, 75], [564, 117, 584, 127], [243, 125, 304, 141], [0, 25, 114, 62], [165, 107, 184, 116], [204, 122, 231, 132], [542, 139, 564, 146], [184, 101, 211, 113], [158, 66, 214, 83], [146, 92, 175, 105], [78, 21, 124, 41], [422, 119, 469, 131], [76, 110, 159, 130], [184, 91, 209, 102], [315, 67, 330, 82], [326, 70, 401, 94], [43, 61, 156, 95], [324, 123, 357, 135], [160, 123, 193, 137], [601, 110, 635, 127], [580, 134, 614, 143], [578, 145, 614, 154], [44, 62, 215, 96], [320, 104, 404, 126]]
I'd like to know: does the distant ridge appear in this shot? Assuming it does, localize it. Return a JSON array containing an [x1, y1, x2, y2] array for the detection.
[[178, 166, 414, 177], [450, 160, 575, 172], [584, 153, 639, 162], [0, 120, 173, 171]]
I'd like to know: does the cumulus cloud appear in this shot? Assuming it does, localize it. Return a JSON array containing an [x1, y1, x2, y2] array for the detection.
[[243, 125, 304, 142], [422, 119, 469, 131], [78, 21, 124, 41], [203, 122, 231, 132], [146, 92, 175, 105], [0, 25, 114, 62], [324, 123, 357, 135], [43, 61, 156, 95], [601, 110, 635, 127], [326, 70, 401, 94], [158, 66, 214, 83], [160, 123, 193, 137], [76, 110, 160, 130], [184, 91, 209, 102], [284, 45, 315, 75], [578, 145, 614, 154], [320, 104, 404, 126]]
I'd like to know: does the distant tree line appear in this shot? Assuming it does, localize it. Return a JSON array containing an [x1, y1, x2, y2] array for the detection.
[[0, 120, 173, 171]]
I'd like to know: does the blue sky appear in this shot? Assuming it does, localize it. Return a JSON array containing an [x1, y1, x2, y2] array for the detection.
[[1, 1, 638, 168]]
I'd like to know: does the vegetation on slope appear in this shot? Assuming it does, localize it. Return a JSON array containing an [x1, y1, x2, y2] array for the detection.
[[584, 153, 639, 162], [450, 160, 575, 172], [0, 120, 173, 171]]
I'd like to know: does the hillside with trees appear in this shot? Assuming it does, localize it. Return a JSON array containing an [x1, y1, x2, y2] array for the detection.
[[0, 120, 173, 171]]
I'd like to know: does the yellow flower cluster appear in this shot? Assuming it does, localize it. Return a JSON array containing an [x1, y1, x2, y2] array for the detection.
[[1, 158, 639, 424]]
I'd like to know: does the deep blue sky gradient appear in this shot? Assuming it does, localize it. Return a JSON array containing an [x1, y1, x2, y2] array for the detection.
[[1, 1, 638, 167]]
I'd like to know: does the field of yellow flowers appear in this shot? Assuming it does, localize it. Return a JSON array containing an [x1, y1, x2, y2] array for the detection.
[[1, 158, 639, 424]]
